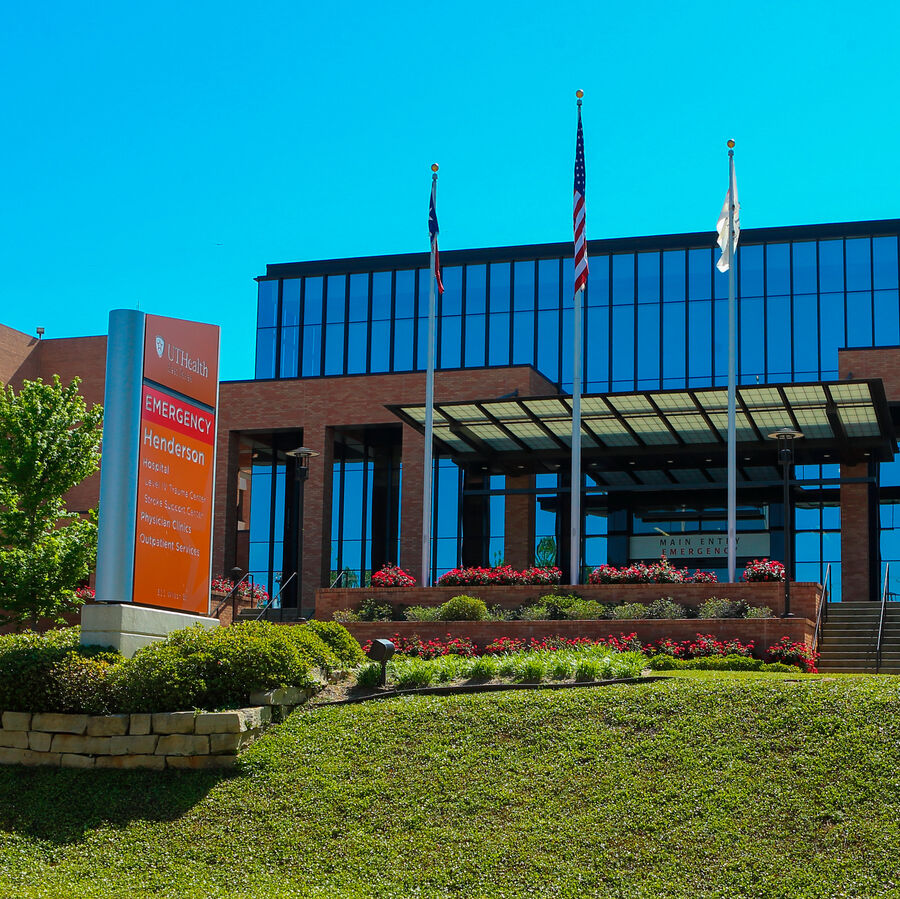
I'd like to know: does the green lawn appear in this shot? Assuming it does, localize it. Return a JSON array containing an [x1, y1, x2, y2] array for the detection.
[[2, 674, 900, 898]]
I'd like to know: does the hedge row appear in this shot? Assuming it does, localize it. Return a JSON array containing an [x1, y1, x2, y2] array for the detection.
[[0, 620, 365, 715]]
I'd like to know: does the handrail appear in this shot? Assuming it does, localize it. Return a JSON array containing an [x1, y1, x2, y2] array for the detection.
[[814, 563, 831, 654], [254, 572, 296, 621], [330, 570, 345, 588], [211, 572, 254, 620], [876, 562, 890, 673]]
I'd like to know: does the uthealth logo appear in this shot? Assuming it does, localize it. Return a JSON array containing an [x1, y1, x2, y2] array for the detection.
[[155, 335, 165, 358]]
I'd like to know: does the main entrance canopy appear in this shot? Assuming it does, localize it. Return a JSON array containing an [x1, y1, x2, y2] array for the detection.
[[389, 379, 896, 475]]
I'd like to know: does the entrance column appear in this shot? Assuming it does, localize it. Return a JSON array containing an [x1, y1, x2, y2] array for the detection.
[[300, 424, 333, 614], [504, 473, 535, 570], [399, 424, 425, 581], [841, 461, 877, 601]]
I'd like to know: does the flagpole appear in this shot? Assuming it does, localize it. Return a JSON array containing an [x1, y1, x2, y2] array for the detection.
[[570, 90, 585, 587], [726, 140, 737, 583], [422, 164, 439, 588]]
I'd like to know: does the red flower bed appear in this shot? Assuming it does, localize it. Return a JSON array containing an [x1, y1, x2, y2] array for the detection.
[[437, 565, 562, 587], [588, 557, 718, 585], [742, 558, 785, 582], [766, 636, 818, 672], [371, 564, 417, 588], [211, 577, 270, 604], [361, 634, 477, 659]]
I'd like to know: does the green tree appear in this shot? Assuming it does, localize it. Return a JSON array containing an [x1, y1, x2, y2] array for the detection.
[[0, 376, 103, 626]]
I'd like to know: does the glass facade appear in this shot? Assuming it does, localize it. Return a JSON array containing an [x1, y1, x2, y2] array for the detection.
[[250, 223, 900, 596]]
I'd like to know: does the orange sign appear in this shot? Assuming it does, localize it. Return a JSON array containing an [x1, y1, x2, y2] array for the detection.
[[132, 384, 215, 614], [142, 314, 220, 408]]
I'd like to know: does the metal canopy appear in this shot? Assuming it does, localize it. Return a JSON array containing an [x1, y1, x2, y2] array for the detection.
[[388, 379, 896, 473]]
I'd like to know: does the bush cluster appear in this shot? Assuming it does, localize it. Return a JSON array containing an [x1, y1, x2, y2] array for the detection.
[[436, 565, 562, 587], [0, 620, 362, 715], [648, 654, 800, 673]]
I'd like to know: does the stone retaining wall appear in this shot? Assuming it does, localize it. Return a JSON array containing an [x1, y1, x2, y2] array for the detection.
[[0, 686, 312, 770]]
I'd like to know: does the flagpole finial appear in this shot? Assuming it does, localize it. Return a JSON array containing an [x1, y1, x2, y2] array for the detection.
[[576, 88, 583, 107], [727, 139, 735, 149], [431, 163, 439, 172]]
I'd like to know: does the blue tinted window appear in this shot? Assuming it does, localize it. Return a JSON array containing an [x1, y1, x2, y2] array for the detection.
[[440, 315, 461, 368], [585, 305, 608, 390], [739, 244, 763, 296], [612, 254, 634, 305], [662, 302, 686, 384], [688, 300, 712, 382], [489, 313, 510, 365], [537, 309, 559, 384], [347, 322, 367, 373], [874, 237, 899, 290], [466, 265, 486, 314], [324, 323, 345, 374], [326, 275, 345, 324], [512, 311, 533, 364], [258, 280, 278, 328], [663, 250, 685, 301], [370, 320, 390, 372], [514, 260, 535, 310], [255, 328, 276, 378], [416, 316, 429, 371], [490, 263, 510, 312], [372, 272, 391, 320], [304, 277, 323, 326], [393, 318, 414, 371], [282, 279, 300, 327], [739, 296, 764, 379], [819, 292, 844, 364], [792, 242, 817, 294], [302, 326, 321, 376], [637, 304, 660, 385], [586, 255, 609, 308], [465, 314, 486, 367], [712, 299, 727, 383], [766, 243, 790, 295], [846, 292, 873, 347], [637, 253, 659, 302], [845, 238, 871, 291], [819, 240, 843, 292], [537, 259, 559, 310], [348, 273, 368, 322], [766, 295, 791, 378], [688, 248, 712, 300], [611, 305, 634, 385], [793, 294, 818, 374], [874, 290, 900, 345], [279, 326, 299, 378], [395, 270, 415, 318], [441, 266, 462, 316]]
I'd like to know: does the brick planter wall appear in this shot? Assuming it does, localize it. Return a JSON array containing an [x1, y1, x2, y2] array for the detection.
[[344, 617, 817, 655], [0, 686, 313, 770], [317, 582, 821, 622]]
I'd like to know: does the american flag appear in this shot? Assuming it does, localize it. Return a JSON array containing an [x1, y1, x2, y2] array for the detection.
[[573, 105, 588, 296], [429, 178, 444, 294]]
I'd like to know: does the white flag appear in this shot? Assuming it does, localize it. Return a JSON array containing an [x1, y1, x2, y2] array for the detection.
[[716, 172, 740, 272]]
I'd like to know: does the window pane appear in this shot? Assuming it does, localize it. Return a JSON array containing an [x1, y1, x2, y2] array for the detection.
[[466, 264, 486, 314], [688, 248, 712, 300], [441, 266, 462, 316], [713, 298, 727, 383], [489, 313, 510, 365], [255, 328, 276, 379], [279, 326, 299, 378], [739, 296, 764, 380], [766, 295, 791, 378], [465, 314, 486, 367], [663, 250, 685, 301], [766, 243, 789, 296], [324, 323, 345, 374], [637, 252, 659, 302], [282, 279, 300, 327], [395, 270, 415, 318], [793, 294, 818, 374], [326, 275, 346, 324], [393, 318, 414, 371], [612, 254, 634, 305], [302, 325, 321, 376], [347, 321, 367, 373], [845, 237, 871, 291], [257, 280, 278, 328], [304, 277, 323, 326], [370, 320, 390, 372], [688, 300, 712, 382], [846, 291, 873, 347], [490, 263, 510, 312], [792, 242, 817, 294], [586, 254, 609, 307], [739, 244, 763, 297], [611, 305, 634, 385], [348, 273, 368, 322], [637, 304, 660, 384], [819, 240, 843, 292], [819, 293, 844, 369], [372, 271, 391, 320], [537, 309, 559, 384], [537, 259, 559, 310], [874, 290, 900, 345], [585, 304, 608, 391], [512, 310, 533, 364], [440, 315, 461, 369], [513, 260, 535, 310], [874, 236, 899, 290], [662, 302, 686, 383]]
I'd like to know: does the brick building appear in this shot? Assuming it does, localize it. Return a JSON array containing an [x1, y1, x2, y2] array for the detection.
[[5, 218, 900, 614]]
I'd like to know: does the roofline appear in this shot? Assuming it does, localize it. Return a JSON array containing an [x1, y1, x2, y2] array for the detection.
[[258, 218, 900, 280]]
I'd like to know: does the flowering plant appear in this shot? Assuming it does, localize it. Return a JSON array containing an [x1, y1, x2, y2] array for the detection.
[[690, 570, 719, 584], [646, 634, 755, 659], [371, 564, 416, 588], [75, 586, 95, 600], [210, 577, 270, 605], [588, 556, 717, 585], [436, 565, 561, 587], [742, 558, 785, 582], [767, 636, 818, 673], [361, 634, 476, 659]]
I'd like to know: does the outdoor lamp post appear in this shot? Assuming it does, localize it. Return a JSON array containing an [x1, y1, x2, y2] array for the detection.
[[768, 427, 803, 618], [285, 447, 319, 616]]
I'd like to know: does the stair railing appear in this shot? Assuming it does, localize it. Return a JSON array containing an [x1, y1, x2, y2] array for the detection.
[[251, 572, 296, 621], [211, 573, 254, 621], [330, 570, 345, 588], [876, 562, 890, 673], [814, 563, 831, 654]]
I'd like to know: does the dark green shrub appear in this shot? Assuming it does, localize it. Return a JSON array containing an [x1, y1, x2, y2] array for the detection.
[[404, 605, 441, 622], [437, 595, 488, 621], [648, 654, 766, 672], [648, 654, 679, 670], [564, 600, 610, 620], [744, 605, 775, 619], [355, 662, 382, 688], [357, 597, 394, 622], [278, 625, 340, 672], [517, 603, 551, 621], [394, 659, 434, 688], [646, 597, 687, 619], [611, 602, 649, 620], [305, 620, 365, 667], [762, 661, 802, 673], [46, 653, 121, 715], [697, 597, 746, 619], [538, 593, 582, 619]]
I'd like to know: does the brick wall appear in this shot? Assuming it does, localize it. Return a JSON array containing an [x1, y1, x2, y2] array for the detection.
[[0, 323, 38, 386], [343, 617, 817, 655], [316, 581, 821, 622]]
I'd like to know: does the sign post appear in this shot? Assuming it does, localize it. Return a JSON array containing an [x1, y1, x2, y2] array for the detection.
[[82, 310, 220, 655]]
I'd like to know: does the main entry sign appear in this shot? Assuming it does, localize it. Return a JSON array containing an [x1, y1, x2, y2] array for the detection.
[[95, 310, 220, 615]]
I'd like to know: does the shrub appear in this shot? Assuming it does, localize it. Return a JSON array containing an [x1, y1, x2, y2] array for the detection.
[[574, 658, 604, 681], [437, 595, 489, 621], [404, 605, 441, 622], [744, 605, 775, 619], [465, 655, 499, 680], [305, 620, 366, 668], [743, 558, 786, 582], [697, 597, 745, 619], [648, 654, 763, 671], [370, 564, 416, 588], [646, 598, 687, 619], [767, 637, 818, 673], [332, 609, 359, 623], [394, 658, 435, 688], [538, 593, 582, 619], [611, 603, 649, 620], [513, 655, 546, 682], [355, 662, 382, 688], [45, 652, 121, 715], [564, 600, 610, 620], [762, 661, 802, 673], [517, 603, 551, 621], [356, 597, 394, 622]]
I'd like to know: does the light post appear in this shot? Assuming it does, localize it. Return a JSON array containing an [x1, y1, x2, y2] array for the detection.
[[768, 427, 803, 618], [285, 447, 319, 617]]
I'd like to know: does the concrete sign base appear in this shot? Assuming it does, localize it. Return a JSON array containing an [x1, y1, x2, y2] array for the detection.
[[81, 603, 218, 658]]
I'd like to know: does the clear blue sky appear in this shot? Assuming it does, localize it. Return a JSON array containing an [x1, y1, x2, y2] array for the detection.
[[2, 1, 898, 380]]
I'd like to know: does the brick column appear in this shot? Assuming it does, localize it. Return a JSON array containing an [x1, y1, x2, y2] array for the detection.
[[400, 424, 425, 583], [841, 462, 873, 601], [213, 430, 240, 580], [504, 474, 535, 570], [301, 425, 333, 614]]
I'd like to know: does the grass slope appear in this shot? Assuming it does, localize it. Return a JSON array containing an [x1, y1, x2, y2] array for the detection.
[[2, 674, 900, 898]]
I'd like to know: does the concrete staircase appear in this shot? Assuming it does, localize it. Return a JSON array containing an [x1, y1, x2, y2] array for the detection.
[[817, 602, 900, 673]]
